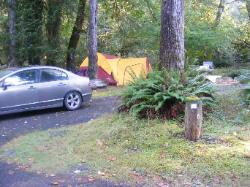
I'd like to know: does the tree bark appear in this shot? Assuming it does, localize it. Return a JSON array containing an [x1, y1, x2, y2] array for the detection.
[[66, 0, 87, 71], [88, 0, 98, 80], [246, 0, 250, 21], [8, 0, 18, 67], [46, 0, 63, 66], [215, 0, 225, 27], [160, 0, 184, 73]]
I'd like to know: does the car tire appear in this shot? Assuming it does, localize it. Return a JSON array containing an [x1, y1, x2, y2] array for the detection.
[[64, 91, 82, 111]]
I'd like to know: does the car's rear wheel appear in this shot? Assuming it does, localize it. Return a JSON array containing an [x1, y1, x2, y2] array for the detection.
[[64, 91, 82, 111]]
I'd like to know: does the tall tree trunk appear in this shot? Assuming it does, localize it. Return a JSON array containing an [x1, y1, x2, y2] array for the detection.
[[66, 0, 86, 71], [46, 0, 63, 66], [215, 0, 225, 27], [8, 0, 18, 67], [88, 0, 98, 80], [246, 0, 250, 21], [160, 0, 184, 73]]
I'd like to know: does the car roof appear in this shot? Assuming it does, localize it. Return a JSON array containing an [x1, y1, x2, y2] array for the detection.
[[17, 66, 65, 71], [0, 66, 71, 81]]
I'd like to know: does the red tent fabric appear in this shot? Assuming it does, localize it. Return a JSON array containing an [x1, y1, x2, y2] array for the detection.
[[79, 66, 117, 85]]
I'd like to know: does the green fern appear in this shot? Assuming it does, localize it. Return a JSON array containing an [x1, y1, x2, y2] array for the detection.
[[120, 70, 215, 119]]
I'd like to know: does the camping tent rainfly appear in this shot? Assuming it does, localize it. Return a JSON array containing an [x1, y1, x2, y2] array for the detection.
[[80, 53, 152, 86]]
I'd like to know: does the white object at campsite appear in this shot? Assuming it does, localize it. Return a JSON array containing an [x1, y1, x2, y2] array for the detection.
[[203, 61, 214, 69], [205, 75, 222, 83], [197, 65, 213, 72], [89, 79, 107, 89]]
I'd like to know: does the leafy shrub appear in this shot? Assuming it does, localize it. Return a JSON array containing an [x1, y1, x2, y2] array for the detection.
[[240, 70, 250, 105], [120, 70, 214, 119], [242, 84, 250, 105], [233, 25, 250, 64], [238, 69, 250, 84]]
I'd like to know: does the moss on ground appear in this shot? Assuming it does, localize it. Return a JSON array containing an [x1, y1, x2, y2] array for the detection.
[[92, 86, 125, 98], [0, 89, 249, 186]]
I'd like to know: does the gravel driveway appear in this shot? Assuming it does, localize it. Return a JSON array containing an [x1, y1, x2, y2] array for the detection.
[[0, 96, 125, 187]]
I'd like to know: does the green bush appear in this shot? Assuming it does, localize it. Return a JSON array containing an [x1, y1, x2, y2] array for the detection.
[[120, 70, 214, 119], [242, 84, 250, 105], [238, 69, 250, 84], [240, 70, 250, 105]]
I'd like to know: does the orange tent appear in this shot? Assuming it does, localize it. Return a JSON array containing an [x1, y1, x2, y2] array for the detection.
[[80, 53, 152, 86]]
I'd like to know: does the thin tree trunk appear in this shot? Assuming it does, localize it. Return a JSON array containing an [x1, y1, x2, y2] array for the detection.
[[88, 0, 98, 80], [215, 0, 225, 27], [66, 0, 87, 71], [246, 0, 250, 21], [160, 0, 184, 73], [8, 0, 18, 67], [46, 0, 63, 66]]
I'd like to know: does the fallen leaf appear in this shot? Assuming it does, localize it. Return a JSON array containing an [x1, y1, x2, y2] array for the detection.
[[107, 156, 117, 161], [129, 172, 144, 184], [244, 152, 250, 158], [96, 139, 105, 147], [74, 170, 81, 174], [158, 182, 170, 187], [98, 170, 106, 176], [88, 176, 95, 182], [8, 170, 14, 175], [51, 181, 59, 185]]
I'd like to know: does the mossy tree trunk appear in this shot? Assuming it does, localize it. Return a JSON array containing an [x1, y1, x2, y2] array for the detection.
[[246, 0, 250, 21], [160, 0, 184, 73], [8, 0, 18, 67], [88, 0, 98, 80], [66, 0, 87, 71], [215, 0, 225, 27]]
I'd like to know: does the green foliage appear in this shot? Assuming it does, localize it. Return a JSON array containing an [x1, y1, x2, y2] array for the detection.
[[185, 1, 244, 67], [121, 70, 214, 119], [1, 112, 250, 186], [242, 84, 250, 105], [16, 0, 45, 65], [239, 70, 250, 105], [233, 25, 250, 64], [98, 0, 160, 62], [0, 0, 249, 67]]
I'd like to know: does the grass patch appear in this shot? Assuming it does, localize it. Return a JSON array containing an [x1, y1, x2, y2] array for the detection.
[[92, 86, 125, 98], [212, 64, 250, 77], [0, 89, 250, 186]]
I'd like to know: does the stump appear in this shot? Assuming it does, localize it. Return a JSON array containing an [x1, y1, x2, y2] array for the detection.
[[184, 100, 203, 141]]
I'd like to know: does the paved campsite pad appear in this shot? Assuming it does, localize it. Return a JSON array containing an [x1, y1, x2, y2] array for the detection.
[[0, 96, 124, 187]]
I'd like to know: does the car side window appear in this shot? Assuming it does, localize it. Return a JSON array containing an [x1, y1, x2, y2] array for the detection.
[[40, 69, 68, 83], [4, 70, 37, 86]]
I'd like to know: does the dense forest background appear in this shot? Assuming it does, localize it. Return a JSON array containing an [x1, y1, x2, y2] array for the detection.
[[0, 0, 249, 70]]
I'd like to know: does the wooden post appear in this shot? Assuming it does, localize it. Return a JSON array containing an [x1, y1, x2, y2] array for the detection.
[[184, 100, 203, 141]]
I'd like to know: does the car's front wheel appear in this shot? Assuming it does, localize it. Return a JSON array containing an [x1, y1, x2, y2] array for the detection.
[[64, 91, 82, 111]]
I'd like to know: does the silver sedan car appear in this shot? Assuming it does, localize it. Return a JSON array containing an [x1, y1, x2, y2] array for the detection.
[[0, 66, 92, 115]]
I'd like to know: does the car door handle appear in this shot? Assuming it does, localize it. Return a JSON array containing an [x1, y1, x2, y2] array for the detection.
[[29, 86, 36, 90], [58, 83, 67, 86]]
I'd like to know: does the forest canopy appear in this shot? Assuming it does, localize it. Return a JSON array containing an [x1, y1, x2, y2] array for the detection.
[[0, 0, 249, 69]]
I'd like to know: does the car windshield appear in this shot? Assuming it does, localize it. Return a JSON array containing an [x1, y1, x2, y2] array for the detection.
[[0, 69, 16, 79]]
